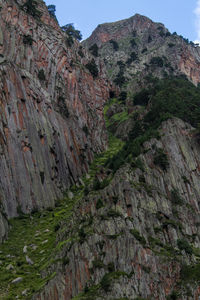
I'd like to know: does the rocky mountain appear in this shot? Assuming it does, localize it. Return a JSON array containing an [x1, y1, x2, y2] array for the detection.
[[0, 2, 200, 300], [83, 14, 200, 90]]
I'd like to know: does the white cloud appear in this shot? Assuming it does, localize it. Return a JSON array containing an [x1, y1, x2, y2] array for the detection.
[[194, 0, 200, 42]]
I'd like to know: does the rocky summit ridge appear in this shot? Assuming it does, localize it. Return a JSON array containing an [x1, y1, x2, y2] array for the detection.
[[0, 2, 200, 300], [84, 13, 200, 88]]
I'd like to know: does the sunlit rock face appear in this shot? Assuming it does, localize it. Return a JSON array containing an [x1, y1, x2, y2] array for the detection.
[[0, 0, 110, 241]]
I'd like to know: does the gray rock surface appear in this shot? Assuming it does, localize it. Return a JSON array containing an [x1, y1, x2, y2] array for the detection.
[[33, 119, 200, 299]]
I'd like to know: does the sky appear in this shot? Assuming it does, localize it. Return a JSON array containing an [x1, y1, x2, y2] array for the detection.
[[44, 0, 200, 42]]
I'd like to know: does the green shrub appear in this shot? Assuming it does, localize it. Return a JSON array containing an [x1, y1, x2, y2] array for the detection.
[[182, 175, 190, 184], [93, 177, 110, 190], [47, 5, 57, 21], [38, 69, 46, 81], [109, 39, 119, 51], [107, 209, 122, 218], [112, 196, 118, 204], [142, 265, 151, 273], [57, 96, 69, 118], [130, 39, 137, 47], [23, 34, 33, 45], [180, 263, 200, 282], [92, 259, 104, 269], [119, 91, 127, 101], [170, 188, 184, 205], [168, 43, 175, 48], [114, 70, 126, 86], [166, 291, 179, 300], [78, 46, 84, 58], [54, 223, 60, 232], [134, 89, 151, 106], [22, 0, 42, 19], [96, 199, 104, 209], [93, 178, 101, 190], [84, 186, 89, 196], [82, 125, 89, 136], [65, 36, 74, 47], [158, 27, 165, 37], [100, 274, 111, 292], [117, 60, 125, 69], [85, 59, 98, 78], [162, 219, 182, 230], [126, 51, 137, 65], [78, 227, 86, 244], [131, 158, 144, 171], [17, 204, 25, 219], [109, 90, 116, 98], [148, 35, 152, 43], [107, 262, 115, 272], [141, 48, 147, 53], [101, 271, 128, 293], [150, 56, 164, 67], [139, 175, 145, 183], [177, 239, 193, 255], [61, 23, 82, 40], [130, 229, 146, 245], [153, 148, 169, 171], [89, 44, 99, 57], [63, 257, 69, 265]]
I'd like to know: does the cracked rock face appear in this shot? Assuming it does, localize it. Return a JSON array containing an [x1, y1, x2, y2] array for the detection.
[[0, 0, 110, 241], [33, 119, 200, 299]]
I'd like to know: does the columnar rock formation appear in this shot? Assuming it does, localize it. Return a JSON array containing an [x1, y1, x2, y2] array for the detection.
[[0, 0, 110, 241]]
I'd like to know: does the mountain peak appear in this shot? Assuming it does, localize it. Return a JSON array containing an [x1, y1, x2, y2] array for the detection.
[[84, 13, 167, 47], [84, 14, 200, 86]]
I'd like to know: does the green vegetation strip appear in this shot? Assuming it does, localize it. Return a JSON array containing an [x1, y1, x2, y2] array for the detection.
[[0, 197, 76, 299]]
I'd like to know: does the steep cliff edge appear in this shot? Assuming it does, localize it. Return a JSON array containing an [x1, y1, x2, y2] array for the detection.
[[0, 0, 110, 242], [83, 14, 200, 89]]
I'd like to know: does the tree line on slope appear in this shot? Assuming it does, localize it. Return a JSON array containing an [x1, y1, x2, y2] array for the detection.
[[106, 76, 200, 172]]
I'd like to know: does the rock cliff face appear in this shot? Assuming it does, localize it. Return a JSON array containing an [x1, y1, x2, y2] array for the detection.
[[33, 118, 200, 300], [0, 0, 110, 241], [83, 14, 200, 89], [0, 3, 200, 300]]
